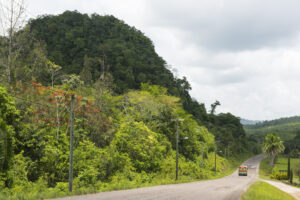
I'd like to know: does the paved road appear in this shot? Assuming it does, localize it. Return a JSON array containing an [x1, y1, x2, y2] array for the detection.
[[53, 154, 265, 200]]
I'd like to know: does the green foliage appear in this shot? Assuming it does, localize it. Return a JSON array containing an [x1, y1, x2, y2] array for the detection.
[[208, 113, 249, 155], [7, 151, 31, 186], [262, 134, 285, 172], [24, 11, 211, 127], [0, 87, 19, 187], [244, 116, 300, 145], [263, 134, 285, 156], [141, 83, 168, 96], [110, 121, 169, 172], [79, 55, 93, 86], [270, 167, 288, 180], [260, 155, 300, 185]]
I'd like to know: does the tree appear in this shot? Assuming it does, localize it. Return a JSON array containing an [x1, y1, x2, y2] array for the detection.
[[110, 121, 169, 172], [47, 60, 62, 90], [79, 55, 92, 86], [262, 134, 285, 173], [0, 0, 26, 84], [210, 100, 220, 115], [47, 61, 62, 139], [0, 87, 19, 186]]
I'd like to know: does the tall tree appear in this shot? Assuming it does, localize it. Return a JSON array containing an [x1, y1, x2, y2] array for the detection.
[[210, 100, 220, 115], [0, 0, 26, 84], [79, 55, 93, 86], [0, 87, 19, 186], [262, 134, 285, 173]]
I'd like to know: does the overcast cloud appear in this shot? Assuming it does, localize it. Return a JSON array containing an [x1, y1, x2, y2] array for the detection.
[[14, 0, 300, 120]]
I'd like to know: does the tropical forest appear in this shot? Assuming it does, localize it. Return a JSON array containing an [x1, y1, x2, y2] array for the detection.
[[0, 10, 283, 200]]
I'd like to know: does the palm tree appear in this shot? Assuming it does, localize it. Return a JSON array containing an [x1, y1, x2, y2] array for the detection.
[[262, 134, 285, 173]]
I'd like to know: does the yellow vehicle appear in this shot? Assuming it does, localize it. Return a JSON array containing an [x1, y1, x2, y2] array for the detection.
[[238, 165, 248, 176]]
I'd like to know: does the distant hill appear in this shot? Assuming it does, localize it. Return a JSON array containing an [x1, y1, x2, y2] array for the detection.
[[240, 118, 261, 125], [244, 116, 300, 142]]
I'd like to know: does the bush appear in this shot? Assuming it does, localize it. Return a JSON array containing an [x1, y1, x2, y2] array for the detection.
[[270, 173, 288, 180], [110, 121, 169, 172], [270, 167, 288, 180]]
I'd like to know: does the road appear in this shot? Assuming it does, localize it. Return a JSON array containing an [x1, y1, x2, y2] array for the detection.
[[53, 154, 265, 200]]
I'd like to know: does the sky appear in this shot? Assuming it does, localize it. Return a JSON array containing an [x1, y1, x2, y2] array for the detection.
[[4, 0, 300, 120]]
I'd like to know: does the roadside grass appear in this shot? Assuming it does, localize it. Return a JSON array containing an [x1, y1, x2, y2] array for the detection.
[[259, 157, 272, 180], [0, 153, 253, 200], [259, 155, 300, 184], [241, 181, 296, 200]]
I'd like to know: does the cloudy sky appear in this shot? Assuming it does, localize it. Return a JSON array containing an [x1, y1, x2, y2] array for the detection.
[[7, 0, 300, 120]]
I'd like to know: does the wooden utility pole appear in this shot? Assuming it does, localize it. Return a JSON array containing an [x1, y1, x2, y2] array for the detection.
[[171, 118, 184, 180], [201, 143, 204, 168], [68, 94, 75, 192], [215, 147, 217, 172]]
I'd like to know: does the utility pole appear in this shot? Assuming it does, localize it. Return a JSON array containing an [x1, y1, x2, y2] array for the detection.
[[171, 118, 184, 180], [69, 94, 75, 192], [201, 143, 204, 168], [215, 146, 217, 172], [214, 140, 221, 172]]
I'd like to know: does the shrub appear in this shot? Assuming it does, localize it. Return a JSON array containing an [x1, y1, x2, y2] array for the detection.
[[270, 173, 288, 180], [270, 167, 288, 180]]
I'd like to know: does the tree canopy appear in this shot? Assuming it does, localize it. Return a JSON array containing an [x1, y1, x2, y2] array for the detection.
[[262, 134, 285, 172]]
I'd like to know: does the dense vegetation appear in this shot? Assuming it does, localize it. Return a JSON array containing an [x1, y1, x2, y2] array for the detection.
[[260, 156, 300, 185], [27, 11, 209, 125], [245, 116, 300, 140], [0, 11, 256, 199], [245, 116, 300, 156]]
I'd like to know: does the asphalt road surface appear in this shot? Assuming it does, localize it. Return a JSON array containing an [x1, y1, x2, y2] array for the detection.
[[53, 154, 265, 200]]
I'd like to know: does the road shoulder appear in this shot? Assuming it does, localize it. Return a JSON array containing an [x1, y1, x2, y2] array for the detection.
[[261, 179, 300, 200]]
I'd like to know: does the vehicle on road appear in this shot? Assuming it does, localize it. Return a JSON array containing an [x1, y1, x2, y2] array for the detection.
[[238, 165, 248, 176]]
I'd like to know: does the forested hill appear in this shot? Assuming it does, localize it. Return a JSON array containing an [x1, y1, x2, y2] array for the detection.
[[28, 11, 207, 123], [245, 116, 300, 142], [245, 116, 300, 129], [240, 118, 261, 125]]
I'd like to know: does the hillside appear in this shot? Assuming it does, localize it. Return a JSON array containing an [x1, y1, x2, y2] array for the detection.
[[27, 11, 208, 124], [240, 118, 261, 125], [244, 116, 300, 142]]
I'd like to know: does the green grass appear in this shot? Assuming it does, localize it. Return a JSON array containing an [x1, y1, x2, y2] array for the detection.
[[259, 155, 300, 184], [259, 157, 272, 180], [242, 181, 296, 200]]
